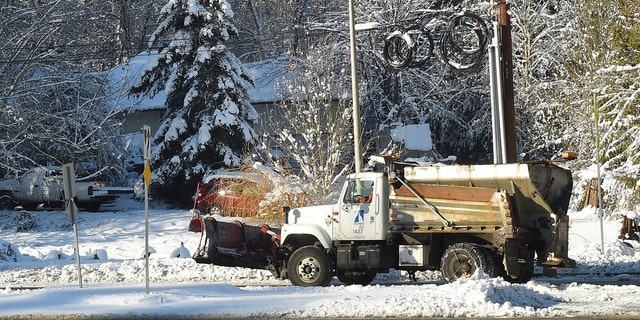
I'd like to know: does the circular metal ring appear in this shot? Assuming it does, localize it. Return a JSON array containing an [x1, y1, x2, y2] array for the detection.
[[383, 28, 416, 70], [440, 13, 489, 70]]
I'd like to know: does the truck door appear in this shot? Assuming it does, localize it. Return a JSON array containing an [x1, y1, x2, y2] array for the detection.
[[13, 169, 45, 203], [335, 177, 383, 240], [40, 168, 62, 202]]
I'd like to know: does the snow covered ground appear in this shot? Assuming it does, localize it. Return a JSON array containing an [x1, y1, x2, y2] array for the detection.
[[1, 196, 640, 318]]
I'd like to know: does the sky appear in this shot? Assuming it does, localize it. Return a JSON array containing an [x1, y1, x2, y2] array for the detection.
[[1, 196, 640, 318]]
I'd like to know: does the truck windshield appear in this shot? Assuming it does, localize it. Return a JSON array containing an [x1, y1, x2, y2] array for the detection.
[[344, 179, 374, 204]]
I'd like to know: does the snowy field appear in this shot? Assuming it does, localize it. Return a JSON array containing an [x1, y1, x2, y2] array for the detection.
[[1, 197, 640, 318]]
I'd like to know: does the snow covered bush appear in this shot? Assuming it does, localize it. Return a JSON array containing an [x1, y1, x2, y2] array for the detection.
[[252, 163, 308, 220], [267, 50, 354, 202], [0, 239, 20, 263], [12, 211, 36, 232]]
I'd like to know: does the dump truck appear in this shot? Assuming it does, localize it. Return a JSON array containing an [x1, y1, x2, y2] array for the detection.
[[189, 154, 576, 286]]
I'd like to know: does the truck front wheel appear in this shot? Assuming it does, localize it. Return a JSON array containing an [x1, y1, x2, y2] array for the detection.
[[287, 245, 333, 287], [440, 243, 495, 282]]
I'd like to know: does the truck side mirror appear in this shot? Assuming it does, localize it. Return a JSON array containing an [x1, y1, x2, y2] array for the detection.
[[281, 206, 290, 224]]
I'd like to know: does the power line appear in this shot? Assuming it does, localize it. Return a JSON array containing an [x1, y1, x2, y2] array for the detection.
[[0, 26, 345, 53], [0, 29, 349, 65]]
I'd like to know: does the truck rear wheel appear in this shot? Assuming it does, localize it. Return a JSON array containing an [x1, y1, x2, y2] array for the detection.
[[82, 203, 101, 212], [336, 269, 377, 286], [287, 245, 333, 287], [440, 243, 494, 282], [503, 263, 534, 283], [501, 249, 535, 283], [0, 195, 15, 210]]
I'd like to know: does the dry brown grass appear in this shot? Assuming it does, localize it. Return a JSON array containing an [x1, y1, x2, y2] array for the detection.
[[213, 165, 306, 224]]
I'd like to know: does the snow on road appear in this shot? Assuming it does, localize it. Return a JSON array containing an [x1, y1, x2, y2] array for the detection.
[[1, 198, 640, 318]]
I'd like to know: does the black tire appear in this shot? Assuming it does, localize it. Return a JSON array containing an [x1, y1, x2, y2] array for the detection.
[[0, 195, 15, 210], [287, 245, 333, 287], [83, 203, 101, 212], [440, 243, 495, 282], [502, 249, 535, 283], [336, 269, 377, 286], [21, 203, 38, 211], [503, 263, 534, 283]]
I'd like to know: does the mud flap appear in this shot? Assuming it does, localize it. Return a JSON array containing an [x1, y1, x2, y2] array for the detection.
[[504, 239, 526, 276], [540, 214, 576, 268]]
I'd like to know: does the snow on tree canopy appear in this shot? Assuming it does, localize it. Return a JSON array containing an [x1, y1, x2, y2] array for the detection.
[[186, 0, 208, 18], [196, 46, 212, 62], [214, 98, 239, 126], [198, 119, 212, 146], [165, 116, 188, 141]]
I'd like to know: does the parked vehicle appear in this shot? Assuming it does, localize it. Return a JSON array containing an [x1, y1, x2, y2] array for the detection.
[[195, 172, 268, 217], [189, 154, 576, 286], [0, 166, 117, 212]]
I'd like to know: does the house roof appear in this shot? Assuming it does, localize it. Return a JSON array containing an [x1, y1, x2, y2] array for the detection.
[[106, 51, 287, 113]]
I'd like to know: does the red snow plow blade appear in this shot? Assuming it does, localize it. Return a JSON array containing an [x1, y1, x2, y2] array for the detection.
[[189, 216, 281, 271]]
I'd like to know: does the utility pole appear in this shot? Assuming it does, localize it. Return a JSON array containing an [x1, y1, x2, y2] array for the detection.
[[491, 0, 517, 163], [348, 0, 362, 173]]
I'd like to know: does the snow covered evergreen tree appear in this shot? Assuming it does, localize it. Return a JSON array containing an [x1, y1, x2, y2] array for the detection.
[[131, 0, 258, 206]]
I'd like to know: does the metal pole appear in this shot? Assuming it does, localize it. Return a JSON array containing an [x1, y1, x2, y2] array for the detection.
[[492, 0, 517, 163], [144, 168, 150, 294], [489, 20, 505, 164], [594, 93, 605, 253], [63, 163, 82, 288], [73, 222, 83, 288], [142, 125, 151, 295], [348, 0, 362, 173]]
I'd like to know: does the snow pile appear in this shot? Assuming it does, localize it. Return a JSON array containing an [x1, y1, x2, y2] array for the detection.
[[282, 275, 563, 318]]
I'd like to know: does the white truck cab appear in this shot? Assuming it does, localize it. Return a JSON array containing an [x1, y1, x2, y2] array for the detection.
[[281, 172, 390, 247]]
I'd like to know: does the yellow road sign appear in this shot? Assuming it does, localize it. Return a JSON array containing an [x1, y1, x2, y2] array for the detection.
[[144, 161, 151, 187]]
